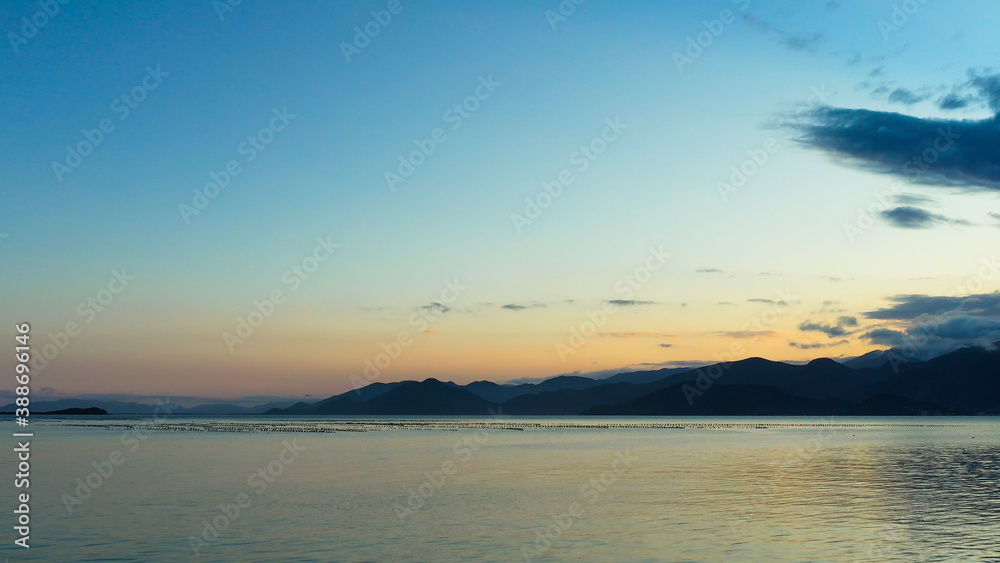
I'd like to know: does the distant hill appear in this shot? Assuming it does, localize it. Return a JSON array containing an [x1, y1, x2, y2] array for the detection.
[[0, 398, 301, 415], [842, 349, 892, 369], [857, 347, 1000, 414], [41, 407, 109, 415], [21, 347, 998, 416], [273, 379, 497, 415], [266, 346, 999, 416]]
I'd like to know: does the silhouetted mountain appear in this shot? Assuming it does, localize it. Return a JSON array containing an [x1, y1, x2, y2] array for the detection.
[[599, 367, 694, 385], [851, 394, 968, 416], [40, 407, 109, 415], [0, 399, 170, 414], [281, 379, 498, 415], [502, 382, 653, 415], [585, 384, 962, 416], [665, 356, 896, 401], [0, 398, 300, 415], [463, 375, 603, 403], [255, 347, 1000, 416], [859, 347, 1000, 414], [585, 384, 852, 415], [842, 349, 891, 369]]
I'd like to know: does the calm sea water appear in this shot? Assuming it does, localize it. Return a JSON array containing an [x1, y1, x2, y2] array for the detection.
[[1, 416, 998, 562]]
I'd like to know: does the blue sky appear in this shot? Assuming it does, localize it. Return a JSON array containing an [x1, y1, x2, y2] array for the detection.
[[2, 0, 999, 401]]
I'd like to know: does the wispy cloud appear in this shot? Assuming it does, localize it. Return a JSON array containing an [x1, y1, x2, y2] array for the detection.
[[598, 331, 673, 339], [789, 339, 849, 349], [714, 330, 779, 339], [501, 303, 546, 311], [607, 300, 657, 307]]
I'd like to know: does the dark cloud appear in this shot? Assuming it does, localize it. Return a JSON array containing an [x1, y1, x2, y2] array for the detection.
[[970, 73, 1000, 113], [607, 300, 657, 306], [418, 302, 451, 315], [798, 316, 858, 338], [935, 316, 1000, 340], [785, 106, 1000, 192], [799, 321, 850, 338], [880, 206, 969, 229], [658, 343, 673, 348], [862, 328, 907, 347], [888, 88, 929, 106], [862, 292, 1000, 357], [892, 193, 936, 206], [938, 93, 972, 110], [717, 301, 735, 305], [696, 268, 723, 274], [864, 293, 1000, 320], [838, 316, 859, 327]]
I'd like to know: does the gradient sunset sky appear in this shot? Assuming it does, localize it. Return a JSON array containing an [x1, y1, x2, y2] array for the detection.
[[3, 0, 999, 402]]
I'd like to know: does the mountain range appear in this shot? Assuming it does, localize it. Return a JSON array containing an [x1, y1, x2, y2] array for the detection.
[[266, 346, 1000, 416], [11, 347, 998, 416]]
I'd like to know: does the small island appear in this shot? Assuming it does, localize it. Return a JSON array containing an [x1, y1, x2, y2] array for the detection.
[[2, 407, 111, 416]]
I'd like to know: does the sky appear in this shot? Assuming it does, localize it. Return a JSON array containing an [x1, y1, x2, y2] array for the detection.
[[2, 0, 999, 403]]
